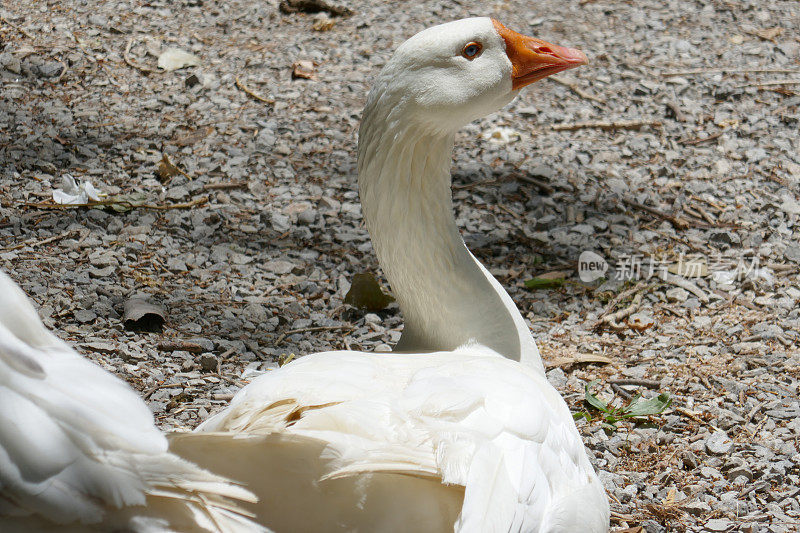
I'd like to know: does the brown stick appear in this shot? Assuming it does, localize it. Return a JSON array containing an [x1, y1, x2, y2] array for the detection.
[[123, 38, 159, 73], [736, 79, 800, 89], [0, 16, 35, 39], [610, 378, 662, 389], [678, 131, 722, 145], [622, 198, 690, 230], [661, 67, 800, 77], [548, 76, 606, 104], [516, 175, 555, 194], [275, 325, 354, 345], [26, 196, 208, 211], [235, 76, 275, 104], [203, 181, 248, 191], [551, 119, 661, 131], [157, 340, 205, 354], [1, 229, 78, 252]]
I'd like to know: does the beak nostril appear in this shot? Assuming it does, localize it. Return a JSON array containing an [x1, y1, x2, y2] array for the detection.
[[537, 47, 554, 55]]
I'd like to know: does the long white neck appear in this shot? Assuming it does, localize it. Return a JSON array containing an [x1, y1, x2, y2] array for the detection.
[[357, 101, 543, 372]]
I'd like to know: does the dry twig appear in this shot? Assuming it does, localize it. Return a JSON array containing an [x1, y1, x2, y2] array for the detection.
[[27, 196, 209, 211], [275, 325, 354, 345], [124, 38, 159, 73], [600, 292, 643, 329], [548, 76, 605, 104], [665, 273, 709, 303], [609, 378, 662, 389], [235, 76, 274, 104], [544, 353, 613, 369], [551, 119, 661, 131], [1, 229, 78, 252], [622, 198, 690, 230], [661, 67, 800, 77], [736, 79, 800, 89], [1, 16, 35, 39]]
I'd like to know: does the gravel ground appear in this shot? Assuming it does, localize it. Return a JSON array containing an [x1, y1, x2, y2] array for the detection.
[[1, 0, 799, 531]]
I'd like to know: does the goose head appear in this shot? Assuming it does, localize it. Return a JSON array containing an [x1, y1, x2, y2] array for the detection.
[[364, 17, 587, 133]]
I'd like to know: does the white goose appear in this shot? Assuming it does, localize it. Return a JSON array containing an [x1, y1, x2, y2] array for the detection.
[[0, 271, 265, 532], [172, 17, 609, 533]]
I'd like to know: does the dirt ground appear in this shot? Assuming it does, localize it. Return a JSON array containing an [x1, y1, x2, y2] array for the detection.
[[1, 0, 799, 531]]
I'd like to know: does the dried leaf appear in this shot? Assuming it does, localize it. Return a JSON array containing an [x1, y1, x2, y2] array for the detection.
[[157, 48, 201, 71], [292, 60, 317, 80], [545, 353, 613, 368], [312, 13, 336, 31], [156, 153, 185, 182], [102, 192, 148, 213], [344, 273, 394, 311], [123, 298, 166, 332], [755, 27, 783, 41], [172, 126, 213, 147]]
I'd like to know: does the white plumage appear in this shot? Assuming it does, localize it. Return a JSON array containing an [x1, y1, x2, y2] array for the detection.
[[0, 270, 265, 532], [173, 17, 609, 533]]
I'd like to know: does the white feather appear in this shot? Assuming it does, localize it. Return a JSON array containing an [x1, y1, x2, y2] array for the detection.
[[0, 271, 265, 532]]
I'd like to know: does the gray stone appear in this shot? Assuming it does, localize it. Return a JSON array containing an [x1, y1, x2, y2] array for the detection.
[[74, 309, 97, 323], [36, 61, 65, 78], [706, 431, 734, 455], [666, 287, 688, 302], [199, 353, 218, 372], [705, 518, 733, 531]]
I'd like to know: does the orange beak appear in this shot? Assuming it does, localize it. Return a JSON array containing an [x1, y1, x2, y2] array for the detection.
[[492, 20, 588, 91]]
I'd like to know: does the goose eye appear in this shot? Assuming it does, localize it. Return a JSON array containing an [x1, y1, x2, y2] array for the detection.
[[461, 42, 483, 60]]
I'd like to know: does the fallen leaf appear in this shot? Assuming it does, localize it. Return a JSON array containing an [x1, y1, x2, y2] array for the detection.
[[173, 126, 213, 147], [312, 13, 336, 31], [102, 192, 148, 213], [344, 273, 394, 311], [156, 153, 186, 181], [292, 60, 317, 80], [123, 298, 166, 332], [754, 27, 783, 41], [158, 48, 201, 71]]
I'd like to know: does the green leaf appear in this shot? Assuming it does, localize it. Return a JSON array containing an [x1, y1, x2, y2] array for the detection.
[[619, 392, 672, 418], [573, 411, 592, 422], [583, 379, 609, 412], [601, 421, 618, 432], [524, 277, 564, 289]]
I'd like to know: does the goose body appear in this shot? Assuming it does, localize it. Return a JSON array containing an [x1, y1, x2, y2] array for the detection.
[[0, 271, 264, 533], [174, 17, 609, 532]]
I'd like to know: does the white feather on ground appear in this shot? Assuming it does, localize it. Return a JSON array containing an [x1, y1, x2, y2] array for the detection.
[[0, 270, 266, 533]]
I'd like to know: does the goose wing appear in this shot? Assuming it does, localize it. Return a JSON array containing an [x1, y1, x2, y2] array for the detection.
[[0, 271, 264, 532], [182, 346, 608, 532]]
